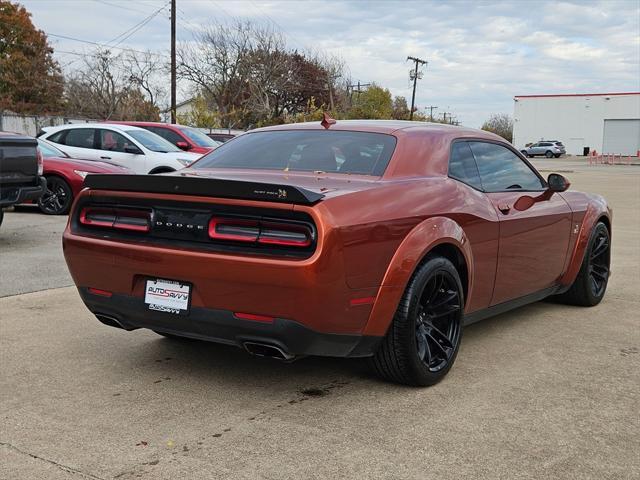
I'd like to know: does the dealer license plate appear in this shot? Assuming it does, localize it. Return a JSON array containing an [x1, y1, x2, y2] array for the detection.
[[144, 279, 191, 315]]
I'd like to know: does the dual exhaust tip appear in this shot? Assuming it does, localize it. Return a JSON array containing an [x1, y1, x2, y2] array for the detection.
[[243, 341, 295, 361], [95, 313, 295, 362]]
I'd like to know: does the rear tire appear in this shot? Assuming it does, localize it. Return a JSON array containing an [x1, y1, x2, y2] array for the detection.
[[545, 150, 554, 158], [554, 222, 610, 306], [368, 256, 464, 386], [554, 154, 561, 158]]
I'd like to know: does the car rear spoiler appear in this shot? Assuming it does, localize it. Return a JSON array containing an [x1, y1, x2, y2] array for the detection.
[[83, 174, 325, 205]]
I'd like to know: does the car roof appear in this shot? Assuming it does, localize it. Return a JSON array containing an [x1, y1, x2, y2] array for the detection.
[[109, 121, 187, 129], [44, 123, 148, 133], [251, 119, 498, 139]]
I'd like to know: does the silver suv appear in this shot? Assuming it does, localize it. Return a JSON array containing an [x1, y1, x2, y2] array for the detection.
[[521, 141, 565, 158]]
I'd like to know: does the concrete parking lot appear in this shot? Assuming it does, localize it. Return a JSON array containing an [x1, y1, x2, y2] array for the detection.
[[1, 159, 639, 479]]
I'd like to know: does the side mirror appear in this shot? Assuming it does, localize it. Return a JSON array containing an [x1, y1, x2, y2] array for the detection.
[[124, 145, 143, 155], [176, 141, 191, 151], [547, 173, 570, 192]]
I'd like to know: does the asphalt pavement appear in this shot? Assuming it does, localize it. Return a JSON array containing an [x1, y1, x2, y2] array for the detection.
[[1, 159, 638, 479]]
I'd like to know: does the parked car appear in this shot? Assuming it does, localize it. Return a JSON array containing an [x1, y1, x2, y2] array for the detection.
[[0, 132, 46, 227], [109, 121, 221, 155], [63, 119, 611, 386], [35, 138, 132, 215], [38, 123, 202, 174], [521, 141, 565, 158], [206, 132, 236, 143]]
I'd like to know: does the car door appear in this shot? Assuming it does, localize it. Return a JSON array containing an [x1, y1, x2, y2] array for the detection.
[[468, 141, 572, 305], [529, 142, 542, 156], [52, 128, 100, 160], [96, 129, 146, 173]]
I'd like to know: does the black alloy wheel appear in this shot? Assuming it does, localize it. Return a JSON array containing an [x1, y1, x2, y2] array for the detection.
[[415, 271, 462, 372], [588, 226, 610, 299], [554, 221, 610, 306], [38, 176, 73, 215], [369, 256, 464, 386]]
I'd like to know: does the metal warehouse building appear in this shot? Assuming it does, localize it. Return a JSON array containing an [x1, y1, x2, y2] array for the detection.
[[513, 92, 640, 156]]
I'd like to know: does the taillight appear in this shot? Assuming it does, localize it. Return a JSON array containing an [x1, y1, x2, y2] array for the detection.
[[208, 217, 313, 248], [36, 148, 44, 176], [79, 207, 151, 232], [208, 217, 259, 242], [258, 222, 312, 247]]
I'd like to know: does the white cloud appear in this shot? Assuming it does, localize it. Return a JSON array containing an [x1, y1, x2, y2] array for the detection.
[[22, 0, 640, 128]]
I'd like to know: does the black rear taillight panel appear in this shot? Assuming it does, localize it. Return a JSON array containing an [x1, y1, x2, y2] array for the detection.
[[72, 197, 317, 259]]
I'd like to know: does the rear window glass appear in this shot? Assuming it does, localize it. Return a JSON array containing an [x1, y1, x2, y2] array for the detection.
[[192, 130, 397, 176]]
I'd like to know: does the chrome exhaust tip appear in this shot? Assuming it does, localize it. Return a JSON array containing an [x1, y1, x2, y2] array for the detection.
[[243, 342, 295, 361]]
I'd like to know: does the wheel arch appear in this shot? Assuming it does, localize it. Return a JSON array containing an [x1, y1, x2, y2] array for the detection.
[[560, 199, 612, 287], [362, 216, 474, 337]]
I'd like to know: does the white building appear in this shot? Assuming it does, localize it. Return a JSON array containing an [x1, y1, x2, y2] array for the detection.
[[513, 92, 640, 156]]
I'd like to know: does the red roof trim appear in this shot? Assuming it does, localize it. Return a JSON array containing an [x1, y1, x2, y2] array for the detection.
[[514, 92, 640, 99]]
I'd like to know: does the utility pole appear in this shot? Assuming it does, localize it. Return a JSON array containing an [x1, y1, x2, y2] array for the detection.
[[442, 112, 450, 124], [170, 0, 176, 123], [407, 56, 427, 120], [348, 81, 371, 102], [425, 105, 438, 122]]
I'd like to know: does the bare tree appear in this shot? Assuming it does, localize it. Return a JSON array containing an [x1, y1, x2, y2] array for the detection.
[[177, 21, 257, 128], [481, 113, 514, 142], [123, 50, 167, 110], [64, 49, 159, 121]]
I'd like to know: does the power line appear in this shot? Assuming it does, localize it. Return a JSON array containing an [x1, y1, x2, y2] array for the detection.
[[46, 32, 166, 58], [92, 0, 159, 15], [106, 1, 170, 47]]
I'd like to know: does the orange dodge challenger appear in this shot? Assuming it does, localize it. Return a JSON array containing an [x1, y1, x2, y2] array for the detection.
[[63, 119, 611, 386]]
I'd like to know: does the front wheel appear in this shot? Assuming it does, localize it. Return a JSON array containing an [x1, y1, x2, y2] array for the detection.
[[368, 256, 464, 386], [554, 154, 561, 158], [38, 176, 73, 215], [555, 221, 610, 306]]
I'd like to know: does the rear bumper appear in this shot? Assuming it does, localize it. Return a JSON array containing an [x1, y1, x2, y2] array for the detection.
[[0, 177, 46, 207], [79, 288, 381, 358]]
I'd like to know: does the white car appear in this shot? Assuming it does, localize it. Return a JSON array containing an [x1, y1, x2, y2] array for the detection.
[[39, 123, 202, 174]]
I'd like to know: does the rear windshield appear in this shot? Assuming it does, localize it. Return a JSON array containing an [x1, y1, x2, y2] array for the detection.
[[192, 130, 397, 176], [179, 127, 221, 147]]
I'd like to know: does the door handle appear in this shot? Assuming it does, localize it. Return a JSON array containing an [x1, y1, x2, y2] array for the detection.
[[498, 203, 511, 214], [100, 156, 111, 160]]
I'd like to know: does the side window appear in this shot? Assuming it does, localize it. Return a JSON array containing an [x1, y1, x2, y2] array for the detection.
[[448, 141, 483, 190], [47, 131, 66, 144], [147, 127, 183, 146], [64, 129, 95, 149], [469, 141, 544, 192], [98, 129, 131, 153]]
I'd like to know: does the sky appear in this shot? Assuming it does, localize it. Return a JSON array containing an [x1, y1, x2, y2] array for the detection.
[[21, 0, 640, 128]]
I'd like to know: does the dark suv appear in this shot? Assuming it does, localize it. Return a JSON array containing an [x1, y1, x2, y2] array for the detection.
[[0, 132, 46, 227]]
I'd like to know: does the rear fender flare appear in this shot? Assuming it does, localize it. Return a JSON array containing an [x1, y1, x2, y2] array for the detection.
[[559, 200, 611, 287], [363, 216, 473, 337]]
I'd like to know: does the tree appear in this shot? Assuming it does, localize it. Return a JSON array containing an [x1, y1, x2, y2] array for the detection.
[[176, 95, 220, 129], [177, 20, 348, 128], [64, 49, 159, 121], [348, 84, 393, 119], [481, 113, 513, 142], [0, 1, 64, 113], [392, 96, 410, 120]]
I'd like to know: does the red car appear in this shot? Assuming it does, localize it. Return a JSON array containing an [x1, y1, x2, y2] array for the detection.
[[110, 121, 221, 155], [36, 139, 132, 215], [63, 119, 612, 386]]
